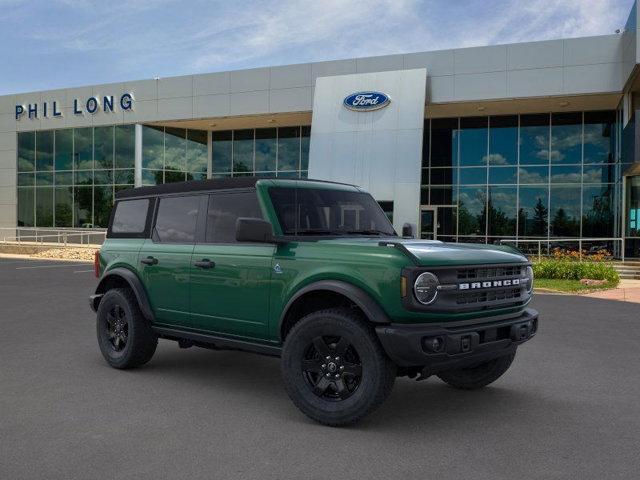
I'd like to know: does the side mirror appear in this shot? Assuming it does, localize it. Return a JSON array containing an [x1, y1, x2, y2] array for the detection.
[[402, 223, 414, 238], [236, 217, 274, 243]]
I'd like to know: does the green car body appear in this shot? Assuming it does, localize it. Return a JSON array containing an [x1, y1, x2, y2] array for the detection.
[[91, 177, 538, 426]]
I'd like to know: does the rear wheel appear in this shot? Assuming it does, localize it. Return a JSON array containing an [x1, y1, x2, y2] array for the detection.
[[437, 352, 515, 390], [96, 288, 158, 369], [281, 308, 396, 426]]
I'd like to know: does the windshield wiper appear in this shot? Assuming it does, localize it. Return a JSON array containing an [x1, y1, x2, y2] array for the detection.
[[346, 229, 390, 236], [284, 228, 345, 235]]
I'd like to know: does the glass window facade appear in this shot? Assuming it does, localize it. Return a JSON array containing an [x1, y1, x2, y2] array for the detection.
[[17, 125, 135, 228], [211, 127, 310, 179], [422, 111, 619, 243], [141, 126, 208, 185]]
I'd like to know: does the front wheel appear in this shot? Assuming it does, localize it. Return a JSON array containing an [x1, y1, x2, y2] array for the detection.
[[437, 352, 516, 390], [281, 308, 396, 427]]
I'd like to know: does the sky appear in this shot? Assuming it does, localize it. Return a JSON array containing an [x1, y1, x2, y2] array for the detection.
[[0, 0, 636, 95]]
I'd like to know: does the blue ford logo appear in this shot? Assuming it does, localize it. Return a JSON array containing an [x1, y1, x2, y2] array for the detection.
[[343, 91, 390, 111]]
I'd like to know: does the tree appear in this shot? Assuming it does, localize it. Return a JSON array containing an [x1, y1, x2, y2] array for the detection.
[[532, 198, 548, 236]]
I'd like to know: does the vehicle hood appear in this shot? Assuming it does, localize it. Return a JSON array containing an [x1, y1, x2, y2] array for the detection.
[[317, 237, 527, 266], [396, 239, 527, 266]]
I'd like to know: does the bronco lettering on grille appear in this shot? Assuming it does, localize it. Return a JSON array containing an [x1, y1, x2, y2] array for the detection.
[[458, 279, 520, 290]]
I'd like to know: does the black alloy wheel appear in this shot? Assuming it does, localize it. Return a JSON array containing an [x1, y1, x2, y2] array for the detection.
[[301, 335, 363, 401], [105, 304, 129, 352]]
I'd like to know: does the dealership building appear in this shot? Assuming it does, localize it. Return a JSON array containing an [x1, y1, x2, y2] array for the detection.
[[3, 3, 640, 257]]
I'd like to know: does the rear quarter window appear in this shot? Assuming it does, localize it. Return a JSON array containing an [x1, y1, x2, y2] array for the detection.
[[109, 199, 151, 237]]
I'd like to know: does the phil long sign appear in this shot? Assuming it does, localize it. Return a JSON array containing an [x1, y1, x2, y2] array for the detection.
[[15, 93, 134, 120], [343, 91, 390, 111]]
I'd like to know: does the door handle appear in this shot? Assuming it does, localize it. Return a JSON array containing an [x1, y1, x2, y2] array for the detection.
[[194, 259, 215, 269], [140, 256, 158, 266]]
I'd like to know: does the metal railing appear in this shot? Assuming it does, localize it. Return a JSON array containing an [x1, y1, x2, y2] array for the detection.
[[499, 238, 624, 261], [0, 227, 107, 247]]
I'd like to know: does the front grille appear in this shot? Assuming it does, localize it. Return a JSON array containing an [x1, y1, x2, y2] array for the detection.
[[456, 287, 522, 305], [457, 265, 523, 281]]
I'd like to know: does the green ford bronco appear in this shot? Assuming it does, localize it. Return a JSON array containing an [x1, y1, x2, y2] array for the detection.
[[90, 177, 537, 426]]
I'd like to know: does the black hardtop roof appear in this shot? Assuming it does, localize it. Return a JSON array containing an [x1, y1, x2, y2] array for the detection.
[[115, 177, 358, 199]]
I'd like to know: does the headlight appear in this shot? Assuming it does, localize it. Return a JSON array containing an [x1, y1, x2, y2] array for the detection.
[[525, 266, 534, 293], [414, 272, 439, 305]]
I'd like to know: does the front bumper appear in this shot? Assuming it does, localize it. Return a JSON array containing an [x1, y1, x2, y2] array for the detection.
[[376, 308, 538, 372]]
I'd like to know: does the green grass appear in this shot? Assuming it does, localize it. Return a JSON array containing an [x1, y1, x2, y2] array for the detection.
[[535, 278, 618, 293]]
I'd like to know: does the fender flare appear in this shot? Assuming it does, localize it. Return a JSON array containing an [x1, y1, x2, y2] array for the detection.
[[94, 267, 155, 322], [279, 280, 391, 332]]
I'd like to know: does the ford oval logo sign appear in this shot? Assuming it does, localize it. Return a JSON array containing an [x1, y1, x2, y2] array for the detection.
[[343, 91, 390, 111]]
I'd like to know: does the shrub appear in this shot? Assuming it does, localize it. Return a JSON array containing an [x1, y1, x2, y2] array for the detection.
[[533, 259, 619, 285]]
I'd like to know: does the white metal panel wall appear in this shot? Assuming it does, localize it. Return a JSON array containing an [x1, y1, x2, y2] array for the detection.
[[308, 69, 427, 233]]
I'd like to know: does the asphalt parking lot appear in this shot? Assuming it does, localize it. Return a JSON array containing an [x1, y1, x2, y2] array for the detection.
[[1, 257, 639, 480]]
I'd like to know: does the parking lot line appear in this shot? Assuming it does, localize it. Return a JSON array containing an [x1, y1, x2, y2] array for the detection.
[[73, 269, 94, 274], [15, 263, 89, 270]]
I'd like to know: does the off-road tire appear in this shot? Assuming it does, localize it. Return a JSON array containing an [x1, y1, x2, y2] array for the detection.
[[281, 308, 396, 427], [96, 288, 158, 369], [437, 352, 516, 390]]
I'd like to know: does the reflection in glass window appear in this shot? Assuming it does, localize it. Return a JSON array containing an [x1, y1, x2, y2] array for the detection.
[[111, 199, 149, 233], [518, 187, 548, 237], [583, 184, 614, 237], [36, 130, 54, 171], [35, 187, 54, 227], [94, 126, 114, 169], [74, 186, 92, 227], [55, 187, 73, 227], [551, 113, 582, 164], [18, 132, 35, 172], [489, 167, 517, 184], [550, 185, 580, 237], [488, 186, 517, 237], [278, 127, 300, 172], [233, 130, 254, 174], [74, 128, 93, 170], [142, 126, 164, 170], [459, 167, 486, 185], [115, 125, 135, 169], [459, 117, 487, 167], [584, 111, 615, 164], [255, 128, 276, 172], [94, 186, 113, 228], [206, 192, 263, 243], [458, 187, 486, 236], [519, 166, 549, 184], [550, 165, 581, 183], [186, 130, 207, 179], [212, 131, 232, 174], [520, 114, 549, 165], [488, 116, 517, 166], [17, 188, 34, 226], [164, 128, 186, 171], [54, 129, 73, 171], [430, 118, 458, 167], [155, 195, 200, 243]]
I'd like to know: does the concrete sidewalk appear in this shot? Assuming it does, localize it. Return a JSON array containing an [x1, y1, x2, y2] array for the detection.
[[582, 279, 640, 303]]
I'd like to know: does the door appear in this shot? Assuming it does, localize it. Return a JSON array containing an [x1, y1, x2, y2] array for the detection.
[[138, 194, 202, 328], [190, 191, 275, 338], [420, 207, 437, 239]]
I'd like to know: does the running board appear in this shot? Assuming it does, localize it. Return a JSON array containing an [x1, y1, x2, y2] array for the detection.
[[152, 326, 282, 357]]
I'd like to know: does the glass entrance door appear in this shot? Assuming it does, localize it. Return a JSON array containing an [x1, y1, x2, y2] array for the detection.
[[420, 207, 437, 239]]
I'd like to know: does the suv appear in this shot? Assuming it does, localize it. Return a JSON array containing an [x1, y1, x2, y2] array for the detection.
[[90, 177, 537, 426]]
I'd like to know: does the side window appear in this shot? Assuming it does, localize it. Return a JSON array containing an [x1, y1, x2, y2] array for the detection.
[[110, 199, 150, 235], [154, 195, 200, 243], [206, 192, 263, 243]]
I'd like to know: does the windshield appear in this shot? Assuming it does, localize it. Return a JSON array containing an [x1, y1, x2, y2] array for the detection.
[[268, 186, 396, 236]]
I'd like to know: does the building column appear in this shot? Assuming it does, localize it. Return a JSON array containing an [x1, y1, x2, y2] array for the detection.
[[207, 130, 212, 179], [134, 124, 143, 187]]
